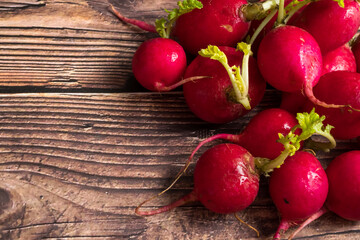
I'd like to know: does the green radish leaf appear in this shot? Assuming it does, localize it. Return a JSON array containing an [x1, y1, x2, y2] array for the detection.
[[199, 45, 251, 109], [155, 0, 203, 38], [236, 42, 252, 56], [259, 108, 336, 174], [333, 0, 345, 7]]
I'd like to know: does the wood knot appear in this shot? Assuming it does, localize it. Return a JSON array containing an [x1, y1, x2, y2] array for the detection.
[[0, 188, 11, 215]]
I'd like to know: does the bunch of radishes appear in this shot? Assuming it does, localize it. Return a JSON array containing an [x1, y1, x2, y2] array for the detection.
[[111, 0, 360, 238]]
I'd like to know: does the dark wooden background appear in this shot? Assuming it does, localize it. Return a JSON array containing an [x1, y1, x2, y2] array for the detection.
[[0, 0, 359, 239]]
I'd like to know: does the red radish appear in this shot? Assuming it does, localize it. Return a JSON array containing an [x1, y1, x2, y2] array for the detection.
[[321, 44, 357, 76], [351, 35, 360, 73], [257, 24, 354, 110], [181, 108, 335, 179], [326, 150, 360, 220], [182, 45, 266, 123], [135, 143, 260, 215], [173, 0, 251, 55], [269, 151, 329, 239], [291, 0, 360, 54], [303, 71, 360, 139], [280, 91, 308, 115], [110, 1, 204, 92], [257, 25, 322, 94], [184, 108, 299, 161], [131, 38, 187, 91], [280, 44, 356, 114], [289, 150, 360, 239]]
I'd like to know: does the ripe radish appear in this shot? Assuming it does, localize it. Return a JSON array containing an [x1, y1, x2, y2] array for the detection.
[[131, 38, 188, 91], [257, 24, 356, 110], [110, 1, 203, 92], [182, 108, 335, 178], [326, 150, 360, 220], [111, 0, 283, 56], [280, 91, 308, 115], [135, 143, 260, 215], [173, 0, 251, 55], [280, 44, 356, 113], [288, 150, 360, 239], [182, 45, 266, 123], [321, 44, 357, 76], [257, 25, 322, 95], [351, 35, 360, 73], [257, 25, 322, 93], [269, 151, 329, 239], [291, 0, 360, 54], [183, 108, 299, 161], [303, 71, 360, 139]]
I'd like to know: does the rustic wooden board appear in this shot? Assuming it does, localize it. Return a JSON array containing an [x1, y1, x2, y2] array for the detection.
[[0, 0, 172, 92], [0, 92, 358, 239], [0, 0, 359, 239]]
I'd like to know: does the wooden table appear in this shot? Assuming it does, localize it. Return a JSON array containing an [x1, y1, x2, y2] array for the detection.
[[0, 0, 359, 239]]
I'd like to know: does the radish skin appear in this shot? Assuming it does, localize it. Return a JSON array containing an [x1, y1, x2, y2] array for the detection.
[[183, 46, 265, 123], [303, 71, 360, 139], [173, 0, 251, 55], [292, 0, 360, 54], [269, 151, 329, 239], [136, 143, 260, 215]]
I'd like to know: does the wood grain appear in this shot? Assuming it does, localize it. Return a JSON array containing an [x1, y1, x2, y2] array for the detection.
[[0, 0, 169, 92], [0, 92, 358, 239], [0, 0, 359, 239]]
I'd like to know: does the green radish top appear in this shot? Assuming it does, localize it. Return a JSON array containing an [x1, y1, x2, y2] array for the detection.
[[198, 44, 252, 110], [256, 108, 336, 175], [155, 0, 203, 38]]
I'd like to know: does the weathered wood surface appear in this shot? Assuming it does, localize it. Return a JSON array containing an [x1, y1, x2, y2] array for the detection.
[[0, 0, 359, 239]]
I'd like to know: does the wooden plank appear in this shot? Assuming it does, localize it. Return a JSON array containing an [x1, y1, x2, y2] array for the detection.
[[0, 0, 172, 91], [0, 91, 359, 239]]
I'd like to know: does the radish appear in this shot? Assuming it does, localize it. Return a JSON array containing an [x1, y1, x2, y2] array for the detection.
[[326, 150, 360, 220], [257, 24, 358, 110], [291, 0, 360, 54], [172, 0, 251, 55], [110, 1, 203, 92], [269, 151, 329, 239], [181, 108, 300, 162], [135, 143, 260, 215], [280, 43, 356, 113], [182, 45, 266, 123], [303, 71, 360, 139], [351, 35, 360, 73], [135, 109, 334, 214], [180, 108, 335, 179], [288, 150, 360, 239], [111, 0, 280, 56], [257, 25, 322, 97], [321, 43, 357, 76], [131, 37, 188, 91], [280, 91, 308, 115]]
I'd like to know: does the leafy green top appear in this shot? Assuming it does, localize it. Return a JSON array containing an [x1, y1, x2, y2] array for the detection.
[[256, 108, 336, 175], [198, 45, 251, 110], [155, 0, 203, 38]]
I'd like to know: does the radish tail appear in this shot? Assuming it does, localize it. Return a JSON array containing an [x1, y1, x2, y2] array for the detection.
[[273, 218, 293, 240], [234, 213, 260, 237], [135, 133, 241, 216], [156, 76, 210, 92], [171, 133, 242, 182], [304, 83, 360, 111], [288, 207, 329, 240], [135, 191, 197, 216], [110, 4, 157, 33]]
